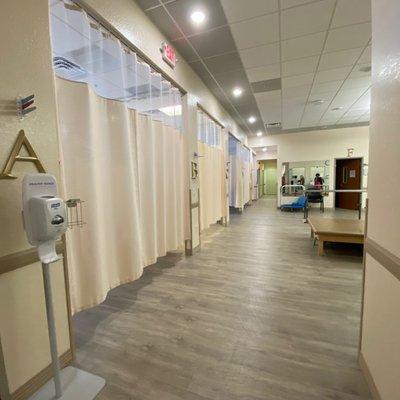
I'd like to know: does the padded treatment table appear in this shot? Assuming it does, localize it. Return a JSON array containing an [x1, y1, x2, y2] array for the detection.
[[307, 217, 365, 256]]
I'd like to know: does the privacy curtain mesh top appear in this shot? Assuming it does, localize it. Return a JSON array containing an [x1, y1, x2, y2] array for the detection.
[[50, 0, 182, 130]]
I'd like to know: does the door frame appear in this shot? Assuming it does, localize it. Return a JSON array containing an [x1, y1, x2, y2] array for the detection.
[[333, 156, 363, 209]]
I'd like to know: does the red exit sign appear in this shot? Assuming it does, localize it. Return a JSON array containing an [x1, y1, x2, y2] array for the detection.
[[161, 42, 176, 68]]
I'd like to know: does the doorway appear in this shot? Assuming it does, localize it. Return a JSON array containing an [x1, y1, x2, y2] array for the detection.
[[335, 158, 362, 210], [262, 160, 277, 196]]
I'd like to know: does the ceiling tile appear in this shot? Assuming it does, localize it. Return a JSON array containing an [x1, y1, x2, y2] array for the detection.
[[281, 0, 335, 40], [137, 0, 160, 10], [331, 0, 371, 28], [324, 23, 371, 53], [146, 6, 183, 41], [230, 13, 279, 50], [255, 90, 281, 104], [318, 47, 363, 71], [282, 56, 319, 77], [220, 0, 279, 23], [283, 73, 314, 88], [308, 91, 336, 103], [245, 63, 280, 82], [213, 68, 249, 89], [282, 31, 325, 61], [188, 26, 236, 58], [281, 0, 316, 8], [165, 0, 227, 37], [341, 76, 371, 90], [348, 63, 371, 79], [173, 37, 200, 62], [282, 85, 311, 101], [239, 42, 280, 69], [314, 66, 352, 84], [203, 51, 244, 75], [357, 45, 371, 64], [311, 80, 343, 94]]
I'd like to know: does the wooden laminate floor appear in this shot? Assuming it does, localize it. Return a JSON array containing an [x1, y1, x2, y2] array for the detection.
[[74, 197, 371, 400]]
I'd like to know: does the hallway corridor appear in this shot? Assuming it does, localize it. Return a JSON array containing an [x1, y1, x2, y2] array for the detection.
[[74, 198, 370, 400]]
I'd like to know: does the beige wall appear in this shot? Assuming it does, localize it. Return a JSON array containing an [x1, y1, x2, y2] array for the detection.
[[0, 0, 71, 395], [80, 0, 247, 144], [360, 0, 400, 398], [250, 126, 370, 207]]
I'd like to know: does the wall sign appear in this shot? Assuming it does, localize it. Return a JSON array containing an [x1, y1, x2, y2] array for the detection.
[[191, 161, 198, 180], [0, 129, 46, 179], [347, 148, 354, 157], [161, 42, 176, 68]]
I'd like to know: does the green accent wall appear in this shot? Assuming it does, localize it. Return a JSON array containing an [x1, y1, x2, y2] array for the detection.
[[263, 160, 277, 195]]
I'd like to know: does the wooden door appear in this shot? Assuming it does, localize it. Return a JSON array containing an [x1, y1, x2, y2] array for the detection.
[[335, 158, 362, 210]]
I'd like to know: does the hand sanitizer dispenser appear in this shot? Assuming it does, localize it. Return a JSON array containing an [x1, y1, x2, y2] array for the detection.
[[22, 174, 67, 263], [22, 173, 105, 400]]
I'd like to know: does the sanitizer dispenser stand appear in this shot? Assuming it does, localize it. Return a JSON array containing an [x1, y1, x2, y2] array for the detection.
[[22, 173, 105, 400]]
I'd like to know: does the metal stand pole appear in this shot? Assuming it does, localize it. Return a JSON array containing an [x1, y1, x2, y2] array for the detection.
[[42, 262, 62, 399]]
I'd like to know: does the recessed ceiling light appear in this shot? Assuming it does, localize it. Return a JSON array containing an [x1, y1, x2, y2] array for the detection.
[[262, 147, 267, 152], [190, 10, 206, 24], [256, 131, 262, 137], [248, 116, 256, 123], [232, 87, 243, 97]]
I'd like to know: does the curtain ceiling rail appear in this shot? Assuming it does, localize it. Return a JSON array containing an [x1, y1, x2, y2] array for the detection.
[[196, 103, 224, 129], [73, 0, 187, 96]]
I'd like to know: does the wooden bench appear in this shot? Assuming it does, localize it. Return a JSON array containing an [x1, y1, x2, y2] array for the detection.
[[307, 217, 365, 256]]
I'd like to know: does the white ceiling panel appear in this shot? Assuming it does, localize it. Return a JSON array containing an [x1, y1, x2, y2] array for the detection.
[[318, 47, 364, 71], [308, 91, 337, 103], [348, 63, 371, 79], [358, 45, 371, 64], [311, 80, 343, 94], [331, 0, 371, 29], [282, 73, 314, 88], [282, 84, 312, 100], [239, 43, 280, 69], [281, 0, 317, 9], [352, 89, 371, 109], [246, 63, 280, 82], [140, 0, 371, 135], [341, 76, 371, 90], [314, 66, 352, 84], [324, 23, 371, 53], [282, 56, 319, 77], [220, 0, 279, 23], [230, 13, 279, 50], [254, 90, 281, 104], [281, 0, 335, 40], [282, 31, 325, 61]]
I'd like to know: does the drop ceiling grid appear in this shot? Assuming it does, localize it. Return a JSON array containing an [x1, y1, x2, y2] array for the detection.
[[137, 0, 371, 135], [222, 0, 372, 131], [157, 0, 262, 134]]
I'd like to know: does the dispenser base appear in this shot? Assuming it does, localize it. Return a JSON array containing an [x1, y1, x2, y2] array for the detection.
[[28, 366, 105, 400]]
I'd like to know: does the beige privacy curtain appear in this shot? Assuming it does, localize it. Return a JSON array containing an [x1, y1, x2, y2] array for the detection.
[[242, 147, 251, 206], [228, 135, 243, 209], [56, 78, 184, 312], [50, 2, 185, 312], [198, 142, 224, 230], [197, 111, 225, 231]]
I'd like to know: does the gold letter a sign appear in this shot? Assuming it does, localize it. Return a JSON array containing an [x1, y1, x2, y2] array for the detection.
[[0, 130, 46, 179]]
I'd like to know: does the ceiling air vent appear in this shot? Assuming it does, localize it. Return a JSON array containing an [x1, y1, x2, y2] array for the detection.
[[251, 78, 281, 94], [53, 56, 85, 74], [265, 122, 281, 128]]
